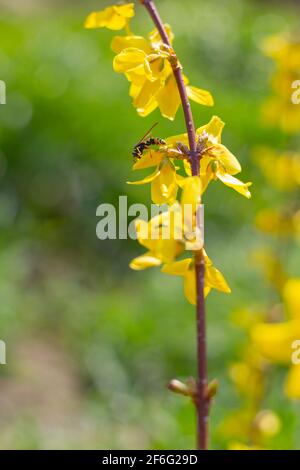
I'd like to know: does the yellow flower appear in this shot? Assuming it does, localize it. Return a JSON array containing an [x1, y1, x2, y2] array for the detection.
[[161, 250, 231, 304], [129, 175, 204, 271], [128, 150, 183, 205], [129, 216, 183, 271], [84, 3, 135, 31], [166, 116, 252, 198], [251, 278, 300, 399], [112, 26, 213, 119]]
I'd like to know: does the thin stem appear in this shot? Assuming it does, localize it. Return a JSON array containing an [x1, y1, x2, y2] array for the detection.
[[139, 0, 208, 450], [195, 252, 209, 450]]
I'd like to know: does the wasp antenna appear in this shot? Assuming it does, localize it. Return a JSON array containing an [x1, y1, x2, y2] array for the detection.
[[137, 122, 159, 144]]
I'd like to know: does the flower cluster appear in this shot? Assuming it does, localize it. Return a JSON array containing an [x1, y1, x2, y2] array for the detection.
[[85, 3, 213, 120], [84, 3, 251, 306], [128, 115, 251, 304]]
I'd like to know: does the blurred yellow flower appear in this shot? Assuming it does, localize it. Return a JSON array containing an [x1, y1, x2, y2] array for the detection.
[[254, 147, 300, 192], [251, 249, 287, 293], [262, 97, 300, 134], [220, 405, 280, 448], [229, 355, 266, 402], [255, 208, 296, 237], [262, 34, 300, 72], [112, 25, 213, 119], [228, 442, 262, 450], [251, 278, 300, 399], [166, 116, 252, 198], [261, 34, 300, 134], [221, 405, 280, 449], [161, 250, 231, 305], [85, 3, 135, 31]]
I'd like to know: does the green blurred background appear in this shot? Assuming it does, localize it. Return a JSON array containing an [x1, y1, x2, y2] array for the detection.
[[0, 0, 299, 449]]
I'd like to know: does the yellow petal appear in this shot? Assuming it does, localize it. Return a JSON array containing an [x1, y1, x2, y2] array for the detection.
[[137, 99, 158, 117], [129, 80, 143, 98], [208, 143, 241, 175], [157, 74, 181, 120], [135, 216, 183, 263], [134, 78, 163, 109], [135, 219, 156, 252], [203, 249, 213, 266], [135, 220, 158, 252], [127, 167, 159, 185], [196, 115, 224, 143], [186, 85, 214, 107], [283, 279, 300, 320], [111, 35, 151, 54], [200, 165, 213, 194], [161, 258, 192, 276], [133, 150, 164, 170], [113, 48, 147, 74], [166, 132, 189, 148], [135, 218, 148, 239], [85, 4, 134, 31], [114, 3, 135, 19], [150, 160, 178, 204], [156, 239, 183, 263], [198, 154, 212, 176], [216, 168, 252, 198], [130, 252, 162, 270], [181, 176, 202, 210], [205, 264, 231, 294], [184, 269, 197, 305], [175, 173, 187, 188], [149, 56, 170, 81], [85, 8, 117, 30]]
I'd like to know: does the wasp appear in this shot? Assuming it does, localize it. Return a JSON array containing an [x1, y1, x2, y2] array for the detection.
[[132, 122, 166, 160]]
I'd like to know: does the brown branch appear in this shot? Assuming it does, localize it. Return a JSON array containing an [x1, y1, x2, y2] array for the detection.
[[139, 0, 209, 450]]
